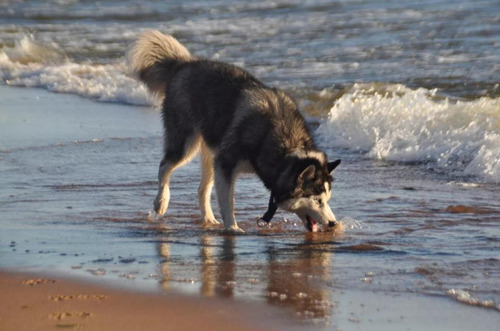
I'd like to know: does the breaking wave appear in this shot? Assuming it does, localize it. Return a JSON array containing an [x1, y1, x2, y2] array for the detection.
[[0, 35, 151, 106], [317, 84, 500, 183], [2, 37, 499, 184]]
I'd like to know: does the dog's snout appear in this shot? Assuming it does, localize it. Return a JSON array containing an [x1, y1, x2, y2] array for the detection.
[[328, 220, 338, 228]]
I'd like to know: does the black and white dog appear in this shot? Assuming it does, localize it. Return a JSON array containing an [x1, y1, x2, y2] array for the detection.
[[128, 30, 341, 233]]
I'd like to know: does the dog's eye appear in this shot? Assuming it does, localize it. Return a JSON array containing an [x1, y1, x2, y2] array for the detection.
[[316, 198, 323, 206]]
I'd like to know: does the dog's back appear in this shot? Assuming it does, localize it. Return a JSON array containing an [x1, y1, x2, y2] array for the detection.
[[128, 30, 260, 108], [128, 30, 313, 162]]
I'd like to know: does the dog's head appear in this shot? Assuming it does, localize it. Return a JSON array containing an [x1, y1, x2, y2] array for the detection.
[[274, 154, 341, 232]]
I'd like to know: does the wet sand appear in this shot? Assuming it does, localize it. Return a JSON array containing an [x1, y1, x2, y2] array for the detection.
[[2, 269, 499, 331], [0, 271, 284, 331]]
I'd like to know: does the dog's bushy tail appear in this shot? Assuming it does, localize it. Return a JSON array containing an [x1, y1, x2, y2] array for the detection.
[[127, 30, 192, 100]]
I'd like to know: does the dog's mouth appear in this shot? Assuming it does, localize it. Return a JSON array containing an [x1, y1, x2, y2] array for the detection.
[[306, 215, 319, 232], [304, 215, 339, 232]]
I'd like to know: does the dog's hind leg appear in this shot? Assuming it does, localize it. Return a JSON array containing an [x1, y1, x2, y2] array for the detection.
[[154, 158, 175, 216], [214, 157, 244, 234], [154, 134, 201, 216], [198, 143, 219, 226]]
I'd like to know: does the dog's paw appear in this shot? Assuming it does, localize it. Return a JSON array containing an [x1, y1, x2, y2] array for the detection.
[[223, 225, 245, 234], [154, 197, 167, 216], [201, 217, 220, 227], [147, 210, 163, 222]]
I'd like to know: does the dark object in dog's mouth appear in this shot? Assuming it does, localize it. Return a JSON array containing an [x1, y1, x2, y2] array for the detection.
[[306, 215, 319, 232]]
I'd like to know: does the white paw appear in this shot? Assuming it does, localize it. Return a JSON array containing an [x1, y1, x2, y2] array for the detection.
[[147, 210, 162, 222], [223, 225, 245, 234], [154, 197, 167, 216], [201, 217, 220, 227]]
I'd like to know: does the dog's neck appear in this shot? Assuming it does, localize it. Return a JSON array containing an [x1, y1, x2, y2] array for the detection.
[[252, 147, 322, 191]]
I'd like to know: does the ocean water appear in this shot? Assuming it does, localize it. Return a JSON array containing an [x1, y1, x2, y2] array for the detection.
[[1, 0, 500, 327], [1, 0, 499, 183]]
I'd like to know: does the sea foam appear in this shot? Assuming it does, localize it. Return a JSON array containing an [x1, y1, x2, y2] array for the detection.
[[446, 289, 500, 311], [317, 84, 500, 183], [0, 36, 152, 106], [2, 38, 500, 183]]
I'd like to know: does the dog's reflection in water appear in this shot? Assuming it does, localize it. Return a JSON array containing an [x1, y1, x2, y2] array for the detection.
[[264, 238, 334, 319], [157, 234, 334, 320]]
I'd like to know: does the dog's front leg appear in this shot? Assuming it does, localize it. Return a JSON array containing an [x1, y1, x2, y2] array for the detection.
[[214, 162, 244, 234]]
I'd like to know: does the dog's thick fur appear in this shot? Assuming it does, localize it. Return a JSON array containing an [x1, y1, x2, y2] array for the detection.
[[128, 30, 340, 233]]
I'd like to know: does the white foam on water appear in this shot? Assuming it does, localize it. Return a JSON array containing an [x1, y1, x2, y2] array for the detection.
[[2, 38, 500, 184], [446, 289, 500, 311], [339, 216, 366, 230], [147, 210, 162, 223], [317, 83, 500, 183], [0, 36, 152, 106], [446, 181, 482, 188]]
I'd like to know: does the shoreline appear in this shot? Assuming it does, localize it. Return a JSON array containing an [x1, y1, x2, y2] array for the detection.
[[2, 268, 500, 331]]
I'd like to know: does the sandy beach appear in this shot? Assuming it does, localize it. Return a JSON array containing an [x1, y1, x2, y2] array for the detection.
[[2, 269, 500, 331], [0, 271, 286, 331]]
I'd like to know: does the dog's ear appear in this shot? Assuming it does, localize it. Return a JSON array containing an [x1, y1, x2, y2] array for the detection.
[[298, 164, 316, 182], [327, 159, 341, 173]]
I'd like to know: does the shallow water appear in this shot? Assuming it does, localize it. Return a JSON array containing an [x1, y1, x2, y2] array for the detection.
[[1, 0, 500, 327]]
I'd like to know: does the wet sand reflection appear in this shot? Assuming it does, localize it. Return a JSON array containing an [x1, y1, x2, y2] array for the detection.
[[157, 230, 337, 321], [264, 238, 334, 319]]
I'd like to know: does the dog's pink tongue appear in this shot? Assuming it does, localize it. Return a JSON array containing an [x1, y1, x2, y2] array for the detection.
[[311, 219, 319, 232]]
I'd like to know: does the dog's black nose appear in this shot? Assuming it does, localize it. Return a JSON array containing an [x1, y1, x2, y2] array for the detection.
[[328, 221, 338, 227]]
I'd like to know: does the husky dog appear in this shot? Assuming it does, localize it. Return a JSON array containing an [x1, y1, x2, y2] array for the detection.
[[128, 30, 341, 233]]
